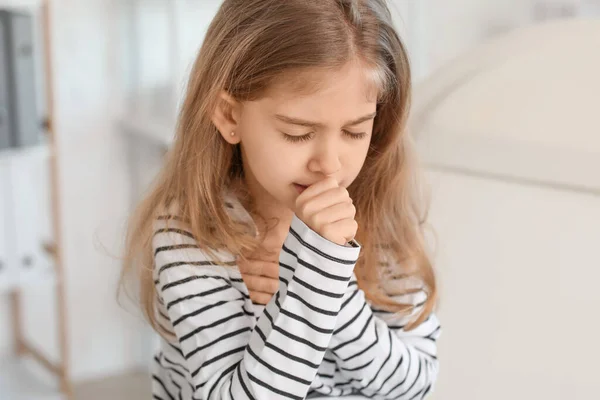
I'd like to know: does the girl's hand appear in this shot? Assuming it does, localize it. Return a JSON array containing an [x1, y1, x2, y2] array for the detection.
[[295, 177, 358, 246], [238, 256, 279, 305]]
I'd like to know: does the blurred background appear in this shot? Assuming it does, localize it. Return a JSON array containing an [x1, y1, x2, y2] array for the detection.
[[0, 0, 598, 399]]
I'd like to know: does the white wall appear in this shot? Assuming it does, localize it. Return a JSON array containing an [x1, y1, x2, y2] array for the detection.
[[426, 170, 600, 400], [415, 0, 533, 77], [47, 0, 146, 381], [415, 0, 600, 79]]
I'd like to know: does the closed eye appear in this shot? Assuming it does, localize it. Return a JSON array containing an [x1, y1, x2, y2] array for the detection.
[[282, 130, 368, 143], [343, 130, 368, 140], [282, 132, 314, 143]]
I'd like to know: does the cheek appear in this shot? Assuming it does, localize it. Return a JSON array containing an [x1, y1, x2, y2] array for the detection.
[[348, 141, 370, 170], [243, 134, 303, 181], [342, 141, 371, 185]]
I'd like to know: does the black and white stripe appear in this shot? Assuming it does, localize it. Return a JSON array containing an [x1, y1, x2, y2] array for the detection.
[[150, 208, 440, 400]]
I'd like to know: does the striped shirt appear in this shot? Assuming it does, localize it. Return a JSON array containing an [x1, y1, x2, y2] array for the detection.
[[150, 199, 441, 400]]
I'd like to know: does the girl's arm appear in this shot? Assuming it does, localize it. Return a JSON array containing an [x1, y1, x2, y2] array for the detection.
[[152, 215, 359, 400], [325, 274, 441, 400]]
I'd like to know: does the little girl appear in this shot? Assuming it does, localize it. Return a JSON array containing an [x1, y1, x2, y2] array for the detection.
[[121, 0, 441, 399]]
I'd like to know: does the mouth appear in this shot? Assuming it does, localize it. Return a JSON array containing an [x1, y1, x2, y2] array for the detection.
[[293, 183, 308, 194]]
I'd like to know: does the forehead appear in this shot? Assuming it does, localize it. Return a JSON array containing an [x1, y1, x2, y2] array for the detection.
[[263, 62, 381, 111]]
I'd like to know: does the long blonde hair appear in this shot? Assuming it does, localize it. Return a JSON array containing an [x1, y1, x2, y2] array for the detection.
[[120, 0, 437, 333]]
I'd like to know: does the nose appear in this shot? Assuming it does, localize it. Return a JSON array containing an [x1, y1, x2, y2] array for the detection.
[[307, 138, 341, 176]]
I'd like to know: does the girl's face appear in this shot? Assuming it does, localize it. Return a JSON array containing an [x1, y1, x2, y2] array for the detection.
[[236, 63, 378, 213]]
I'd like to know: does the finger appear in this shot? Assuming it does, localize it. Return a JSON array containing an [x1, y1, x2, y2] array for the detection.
[[242, 274, 279, 294], [249, 291, 273, 305], [238, 259, 279, 278], [308, 202, 356, 230], [296, 176, 338, 205], [298, 186, 351, 217]]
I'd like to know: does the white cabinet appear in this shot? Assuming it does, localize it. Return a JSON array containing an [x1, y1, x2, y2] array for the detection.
[[10, 146, 51, 280], [0, 144, 52, 292], [0, 159, 15, 291]]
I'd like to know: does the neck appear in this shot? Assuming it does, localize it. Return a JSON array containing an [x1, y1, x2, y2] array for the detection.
[[252, 195, 293, 240], [242, 178, 293, 248]]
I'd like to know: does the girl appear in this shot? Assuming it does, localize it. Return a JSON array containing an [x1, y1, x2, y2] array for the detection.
[[121, 0, 441, 399]]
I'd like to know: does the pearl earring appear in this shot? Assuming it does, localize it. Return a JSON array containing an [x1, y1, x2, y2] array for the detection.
[[230, 131, 235, 137]]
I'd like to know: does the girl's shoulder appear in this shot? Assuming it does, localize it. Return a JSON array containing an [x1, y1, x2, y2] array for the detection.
[[150, 195, 253, 276], [153, 190, 255, 239], [151, 203, 239, 276]]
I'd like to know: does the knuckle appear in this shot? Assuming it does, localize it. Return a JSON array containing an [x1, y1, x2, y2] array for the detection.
[[262, 294, 272, 304], [245, 278, 256, 290], [251, 292, 267, 305], [299, 203, 310, 217], [310, 212, 324, 228], [348, 203, 356, 216], [258, 279, 269, 292], [320, 224, 333, 239]]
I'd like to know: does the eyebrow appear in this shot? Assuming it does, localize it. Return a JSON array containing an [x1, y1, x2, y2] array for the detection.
[[274, 111, 377, 129]]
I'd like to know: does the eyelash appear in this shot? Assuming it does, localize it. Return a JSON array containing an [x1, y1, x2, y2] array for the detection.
[[282, 130, 367, 143]]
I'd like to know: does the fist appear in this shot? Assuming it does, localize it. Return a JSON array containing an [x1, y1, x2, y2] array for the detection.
[[295, 177, 357, 246]]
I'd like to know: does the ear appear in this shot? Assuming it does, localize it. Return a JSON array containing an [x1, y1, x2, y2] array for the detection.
[[212, 91, 242, 144]]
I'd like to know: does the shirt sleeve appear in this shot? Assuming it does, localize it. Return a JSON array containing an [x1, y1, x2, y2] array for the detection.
[[152, 215, 360, 400], [324, 270, 441, 400]]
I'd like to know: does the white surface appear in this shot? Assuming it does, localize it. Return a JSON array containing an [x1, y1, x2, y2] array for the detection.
[[0, 143, 54, 293], [0, 357, 63, 400], [426, 170, 600, 400], [420, 19, 600, 151], [0, 165, 10, 294], [0, 266, 56, 292], [420, 132, 600, 194]]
